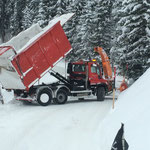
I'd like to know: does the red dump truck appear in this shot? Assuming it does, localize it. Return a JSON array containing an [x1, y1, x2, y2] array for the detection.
[[0, 13, 115, 106]]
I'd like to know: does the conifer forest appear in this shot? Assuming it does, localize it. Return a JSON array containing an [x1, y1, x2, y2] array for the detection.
[[0, 0, 150, 80]]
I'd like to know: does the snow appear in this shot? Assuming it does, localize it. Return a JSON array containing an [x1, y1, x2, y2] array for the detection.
[[146, 27, 150, 36], [98, 67, 150, 149], [1, 0, 150, 149], [0, 60, 113, 150], [0, 100, 112, 150], [0, 51, 150, 149], [34, 59, 67, 85], [1, 24, 42, 52], [132, 4, 142, 12], [0, 48, 26, 90]]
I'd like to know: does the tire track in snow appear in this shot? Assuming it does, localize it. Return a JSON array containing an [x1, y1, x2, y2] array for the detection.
[[14, 100, 112, 150]]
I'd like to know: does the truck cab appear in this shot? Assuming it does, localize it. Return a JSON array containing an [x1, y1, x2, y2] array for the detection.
[[67, 60, 113, 92]]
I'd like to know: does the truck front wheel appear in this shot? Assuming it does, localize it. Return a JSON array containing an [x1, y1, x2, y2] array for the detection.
[[54, 89, 68, 104], [97, 86, 105, 101], [37, 88, 52, 106]]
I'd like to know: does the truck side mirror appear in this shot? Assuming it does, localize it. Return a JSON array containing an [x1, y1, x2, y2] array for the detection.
[[67, 63, 72, 74]]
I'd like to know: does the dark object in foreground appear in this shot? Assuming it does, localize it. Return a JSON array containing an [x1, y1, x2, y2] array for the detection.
[[111, 123, 129, 150]]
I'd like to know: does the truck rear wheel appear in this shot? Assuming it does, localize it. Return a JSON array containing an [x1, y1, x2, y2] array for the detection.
[[37, 88, 52, 106], [97, 86, 105, 101], [55, 89, 68, 104]]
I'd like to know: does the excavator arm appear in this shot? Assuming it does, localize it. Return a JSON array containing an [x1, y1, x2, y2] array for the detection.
[[94, 47, 112, 79]]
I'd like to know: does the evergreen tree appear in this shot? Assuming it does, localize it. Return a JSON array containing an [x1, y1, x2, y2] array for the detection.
[[144, 0, 150, 68], [67, 0, 113, 61], [34, 0, 47, 27], [0, 0, 7, 42], [44, 0, 57, 19], [9, 0, 26, 36], [90, 0, 113, 54], [63, 0, 76, 45], [66, 0, 87, 61], [112, 0, 150, 80], [75, 0, 87, 59], [5, 0, 15, 40], [43, 0, 56, 21], [0, 0, 149, 82], [22, 0, 35, 30], [55, 0, 67, 16], [110, 0, 123, 65]]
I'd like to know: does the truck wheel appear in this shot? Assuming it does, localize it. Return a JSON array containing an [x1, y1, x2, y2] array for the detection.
[[37, 88, 52, 106], [97, 86, 105, 101], [55, 89, 68, 104]]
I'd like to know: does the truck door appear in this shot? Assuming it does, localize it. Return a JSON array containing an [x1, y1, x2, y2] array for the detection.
[[89, 63, 101, 84]]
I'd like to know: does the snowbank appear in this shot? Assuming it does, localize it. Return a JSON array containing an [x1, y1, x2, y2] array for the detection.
[[98, 67, 150, 150]]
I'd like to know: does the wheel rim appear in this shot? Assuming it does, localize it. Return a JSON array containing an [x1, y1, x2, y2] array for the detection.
[[40, 93, 49, 103], [57, 93, 65, 103]]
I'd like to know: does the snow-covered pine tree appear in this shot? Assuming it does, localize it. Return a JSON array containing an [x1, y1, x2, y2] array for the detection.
[[63, 0, 77, 61], [5, 0, 15, 40], [144, 0, 150, 69], [0, 0, 7, 42], [9, 0, 26, 36], [86, 0, 100, 53], [43, 0, 57, 19], [65, 0, 87, 61], [63, 0, 76, 41], [90, 0, 113, 55], [34, 0, 47, 27], [22, 0, 36, 30], [110, 0, 124, 70], [70, 0, 100, 61], [42, 0, 55, 22], [113, 0, 150, 80], [101, 0, 113, 54], [71, 0, 88, 60], [55, 0, 67, 16], [82, 0, 97, 59], [70, 0, 113, 61]]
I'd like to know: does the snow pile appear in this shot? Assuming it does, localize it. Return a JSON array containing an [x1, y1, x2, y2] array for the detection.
[[1, 24, 42, 52], [47, 13, 74, 28], [98, 67, 150, 150], [17, 13, 74, 54], [34, 59, 67, 85]]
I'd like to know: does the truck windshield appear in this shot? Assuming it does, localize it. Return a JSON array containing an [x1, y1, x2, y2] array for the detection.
[[72, 64, 85, 72], [91, 65, 97, 73]]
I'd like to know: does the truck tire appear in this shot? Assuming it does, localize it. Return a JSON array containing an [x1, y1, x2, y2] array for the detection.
[[55, 89, 68, 104], [97, 86, 105, 101], [37, 88, 52, 106]]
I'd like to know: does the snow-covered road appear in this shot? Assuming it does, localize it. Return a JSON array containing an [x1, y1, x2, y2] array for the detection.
[[0, 98, 112, 150]]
